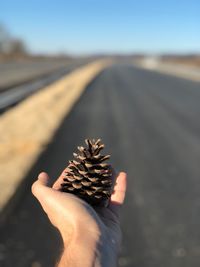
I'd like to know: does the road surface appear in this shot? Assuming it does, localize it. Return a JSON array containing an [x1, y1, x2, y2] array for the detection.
[[0, 59, 91, 112], [0, 58, 90, 91], [0, 64, 200, 267]]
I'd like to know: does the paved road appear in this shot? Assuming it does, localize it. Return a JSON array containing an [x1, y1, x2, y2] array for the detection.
[[1, 64, 200, 267], [0, 59, 90, 112], [0, 58, 90, 91]]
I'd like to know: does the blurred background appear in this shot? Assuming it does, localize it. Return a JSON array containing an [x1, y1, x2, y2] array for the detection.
[[0, 0, 200, 266]]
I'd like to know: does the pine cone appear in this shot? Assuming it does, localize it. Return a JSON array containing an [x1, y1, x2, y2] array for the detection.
[[60, 139, 113, 206]]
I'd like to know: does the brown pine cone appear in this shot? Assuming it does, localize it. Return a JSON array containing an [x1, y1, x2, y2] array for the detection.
[[60, 139, 113, 206]]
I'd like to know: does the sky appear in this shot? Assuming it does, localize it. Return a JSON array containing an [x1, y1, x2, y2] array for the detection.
[[0, 0, 200, 55]]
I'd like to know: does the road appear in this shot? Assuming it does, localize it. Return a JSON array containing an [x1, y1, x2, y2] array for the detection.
[[0, 59, 90, 112], [0, 58, 90, 91], [0, 64, 200, 267]]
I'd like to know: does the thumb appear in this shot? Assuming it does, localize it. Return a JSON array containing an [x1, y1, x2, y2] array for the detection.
[[31, 172, 51, 200], [108, 172, 127, 216]]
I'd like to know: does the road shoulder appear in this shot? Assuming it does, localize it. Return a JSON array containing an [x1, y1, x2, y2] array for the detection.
[[136, 59, 200, 82]]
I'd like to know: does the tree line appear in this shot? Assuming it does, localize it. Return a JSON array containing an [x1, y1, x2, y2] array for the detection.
[[0, 24, 27, 56]]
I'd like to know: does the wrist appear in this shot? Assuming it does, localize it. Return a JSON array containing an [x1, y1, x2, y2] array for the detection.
[[60, 213, 101, 245], [59, 222, 101, 267], [60, 222, 118, 267]]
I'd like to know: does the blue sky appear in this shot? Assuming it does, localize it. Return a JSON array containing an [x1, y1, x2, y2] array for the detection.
[[1, 0, 200, 55]]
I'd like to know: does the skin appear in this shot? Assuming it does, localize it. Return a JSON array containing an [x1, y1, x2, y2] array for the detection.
[[32, 170, 127, 267]]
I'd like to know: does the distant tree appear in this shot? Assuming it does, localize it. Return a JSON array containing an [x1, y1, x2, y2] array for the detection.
[[0, 23, 27, 55], [9, 39, 27, 55], [0, 23, 10, 53]]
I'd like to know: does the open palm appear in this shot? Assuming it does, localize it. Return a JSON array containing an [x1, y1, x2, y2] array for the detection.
[[32, 170, 127, 259]]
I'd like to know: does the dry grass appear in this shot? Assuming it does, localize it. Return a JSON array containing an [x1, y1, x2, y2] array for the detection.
[[162, 56, 200, 68]]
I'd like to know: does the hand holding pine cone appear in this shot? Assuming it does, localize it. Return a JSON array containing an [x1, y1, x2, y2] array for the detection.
[[60, 139, 113, 206]]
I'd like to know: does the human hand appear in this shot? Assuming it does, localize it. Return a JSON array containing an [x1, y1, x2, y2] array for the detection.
[[32, 170, 127, 267]]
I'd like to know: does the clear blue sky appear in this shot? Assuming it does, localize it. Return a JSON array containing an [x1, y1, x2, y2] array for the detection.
[[1, 0, 200, 55]]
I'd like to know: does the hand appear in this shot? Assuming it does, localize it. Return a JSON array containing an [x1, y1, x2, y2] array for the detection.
[[32, 170, 127, 267]]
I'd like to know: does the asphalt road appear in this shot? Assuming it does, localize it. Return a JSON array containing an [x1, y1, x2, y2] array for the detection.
[[1, 64, 200, 267], [0, 59, 91, 112], [0, 58, 90, 91]]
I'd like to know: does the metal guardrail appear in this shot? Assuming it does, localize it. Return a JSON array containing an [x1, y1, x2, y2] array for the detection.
[[0, 61, 90, 114]]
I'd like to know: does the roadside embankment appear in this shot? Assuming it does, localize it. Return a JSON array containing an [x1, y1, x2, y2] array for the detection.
[[136, 58, 200, 82], [0, 59, 112, 220]]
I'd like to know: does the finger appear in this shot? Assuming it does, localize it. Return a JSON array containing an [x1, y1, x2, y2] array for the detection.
[[111, 172, 127, 204], [52, 168, 68, 190], [32, 172, 91, 225], [31, 172, 51, 201], [108, 172, 127, 216], [38, 172, 50, 186]]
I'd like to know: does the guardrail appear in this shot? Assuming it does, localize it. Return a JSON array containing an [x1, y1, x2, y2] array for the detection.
[[0, 61, 90, 113]]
